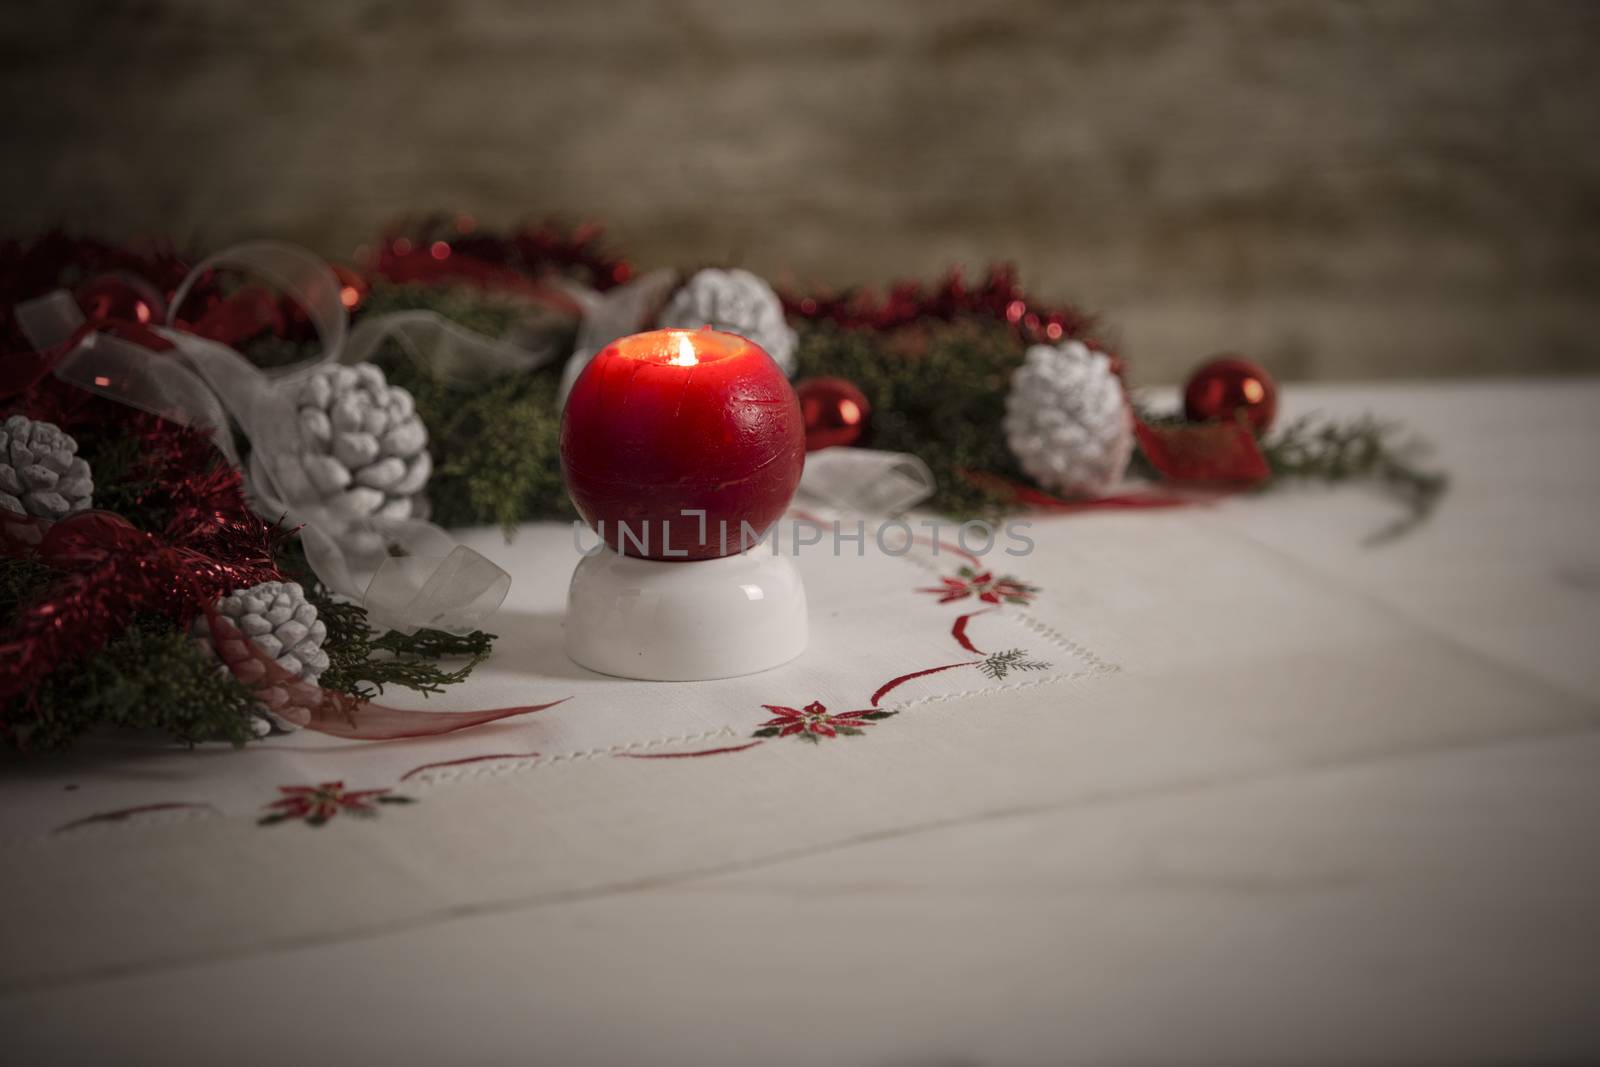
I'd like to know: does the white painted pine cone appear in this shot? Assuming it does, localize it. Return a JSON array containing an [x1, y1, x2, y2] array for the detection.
[[0, 415, 93, 519], [288, 363, 431, 524], [194, 580, 330, 735], [1003, 341, 1133, 498], [657, 268, 798, 376]]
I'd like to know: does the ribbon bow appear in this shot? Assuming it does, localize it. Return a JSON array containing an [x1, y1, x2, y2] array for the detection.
[[12, 242, 531, 635]]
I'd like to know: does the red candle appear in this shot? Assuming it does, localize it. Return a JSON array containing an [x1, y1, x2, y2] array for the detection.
[[560, 328, 805, 561]]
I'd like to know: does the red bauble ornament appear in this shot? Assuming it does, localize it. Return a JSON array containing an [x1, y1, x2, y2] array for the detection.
[[796, 376, 870, 451], [75, 273, 166, 326], [560, 328, 805, 561], [1183, 356, 1278, 434]]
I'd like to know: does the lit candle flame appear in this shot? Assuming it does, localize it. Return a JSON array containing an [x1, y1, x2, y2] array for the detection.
[[669, 333, 698, 367]]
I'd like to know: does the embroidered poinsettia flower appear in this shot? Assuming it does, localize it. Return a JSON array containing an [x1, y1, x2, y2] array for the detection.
[[259, 781, 414, 826], [754, 700, 895, 743], [918, 565, 1038, 606]]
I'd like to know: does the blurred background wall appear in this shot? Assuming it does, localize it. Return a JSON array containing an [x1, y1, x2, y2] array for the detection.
[[3, 0, 1598, 383]]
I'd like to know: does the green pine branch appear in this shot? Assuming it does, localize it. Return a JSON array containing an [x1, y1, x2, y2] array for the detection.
[[277, 546, 496, 702], [979, 648, 1051, 680], [793, 318, 1030, 517], [1262, 414, 1448, 543]]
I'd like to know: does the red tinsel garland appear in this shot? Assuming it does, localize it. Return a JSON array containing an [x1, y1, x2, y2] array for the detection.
[[367, 223, 1101, 358], [781, 264, 1098, 352], [0, 388, 286, 714], [1, 225, 1269, 505], [374, 215, 636, 292], [0, 223, 1288, 752]]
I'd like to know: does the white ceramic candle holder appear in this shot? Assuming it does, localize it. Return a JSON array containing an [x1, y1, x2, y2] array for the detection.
[[564, 545, 808, 681]]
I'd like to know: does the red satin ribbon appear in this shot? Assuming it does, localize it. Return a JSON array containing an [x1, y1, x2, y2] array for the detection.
[[960, 415, 1272, 509], [204, 608, 562, 741], [1132, 418, 1272, 485], [955, 468, 1197, 512]]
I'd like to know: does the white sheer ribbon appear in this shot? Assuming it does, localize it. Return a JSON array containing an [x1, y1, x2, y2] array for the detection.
[[13, 241, 539, 634], [555, 269, 680, 406], [17, 243, 933, 624], [796, 448, 937, 517], [344, 309, 560, 387]]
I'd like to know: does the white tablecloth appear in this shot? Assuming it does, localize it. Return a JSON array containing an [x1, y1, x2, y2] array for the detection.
[[4, 379, 1598, 1065]]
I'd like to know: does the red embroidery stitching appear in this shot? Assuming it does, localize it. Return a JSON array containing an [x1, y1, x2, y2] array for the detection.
[[258, 781, 415, 826], [870, 663, 970, 706], [54, 802, 217, 834], [918, 565, 1038, 606], [618, 741, 767, 759], [752, 701, 897, 743], [951, 608, 993, 654], [399, 752, 542, 782]]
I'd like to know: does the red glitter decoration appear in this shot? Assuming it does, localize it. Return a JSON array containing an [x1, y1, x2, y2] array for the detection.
[[1183, 356, 1278, 434]]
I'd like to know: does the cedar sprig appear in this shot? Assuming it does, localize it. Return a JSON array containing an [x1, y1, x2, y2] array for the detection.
[[288, 561, 495, 702], [979, 648, 1051, 680], [1263, 413, 1448, 542]]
